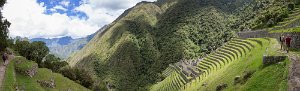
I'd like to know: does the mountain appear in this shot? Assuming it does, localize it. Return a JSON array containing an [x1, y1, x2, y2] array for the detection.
[[67, 0, 290, 90], [30, 25, 107, 59]]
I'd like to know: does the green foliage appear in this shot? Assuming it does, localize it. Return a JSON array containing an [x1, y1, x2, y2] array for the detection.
[[43, 54, 67, 72], [59, 67, 95, 89], [15, 40, 49, 66], [0, 0, 11, 51]]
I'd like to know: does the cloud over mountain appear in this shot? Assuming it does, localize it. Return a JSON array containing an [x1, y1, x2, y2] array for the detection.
[[3, 0, 156, 39]]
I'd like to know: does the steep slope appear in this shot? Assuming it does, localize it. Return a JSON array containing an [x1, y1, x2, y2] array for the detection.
[[68, 1, 164, 90], [67, 0, 287, 90]]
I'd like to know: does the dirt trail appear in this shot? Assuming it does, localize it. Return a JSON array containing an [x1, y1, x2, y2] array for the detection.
[[288, 53, 300, 91], [0, 55, 14, 89]]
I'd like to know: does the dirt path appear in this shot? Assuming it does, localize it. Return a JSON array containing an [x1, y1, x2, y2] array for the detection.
[[288, 52, 300, 91], [0, 55, 14, 89]]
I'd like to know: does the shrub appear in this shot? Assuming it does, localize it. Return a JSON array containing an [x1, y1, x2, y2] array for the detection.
[[43, 54, 68, 72], [216, 83, 228, 91], [234, 70, 256, 85], [234, 76, 241, 85], [59, 67, 76, 80], [59, 67, 94, 89], [14, 41, 49, 66]]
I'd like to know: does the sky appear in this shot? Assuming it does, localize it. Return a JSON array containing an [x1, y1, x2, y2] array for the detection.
[[3, 0, 156, 39]]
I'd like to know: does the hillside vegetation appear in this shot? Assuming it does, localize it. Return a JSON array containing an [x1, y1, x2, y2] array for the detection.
[[150, 38, 288, 91], [2, 56, 89, 91], [67, 0, 294, 90]]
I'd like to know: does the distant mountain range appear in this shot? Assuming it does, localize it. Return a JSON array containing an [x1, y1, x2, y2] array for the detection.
[[30, 25, 107, 59]]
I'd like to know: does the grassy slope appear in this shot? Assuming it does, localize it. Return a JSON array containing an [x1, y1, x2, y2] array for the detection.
[[16, 68, 89, 91], [2, 56, 15, 91], [3, 57, 89, 91], [184, 38, 288, 91], [67, 2, 165, 90], [270, 27, 300, 33]]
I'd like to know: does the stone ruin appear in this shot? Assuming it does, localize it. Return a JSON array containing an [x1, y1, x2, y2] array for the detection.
[[15, 59, 38, 78], [25, 65, 38, 78], [37, 78, 56, 88], [174, 59, 203, 78], [263, 55, 287, 66]]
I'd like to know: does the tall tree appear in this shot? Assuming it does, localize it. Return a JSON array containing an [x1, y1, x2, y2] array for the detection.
[[0, 0, 10, 51]]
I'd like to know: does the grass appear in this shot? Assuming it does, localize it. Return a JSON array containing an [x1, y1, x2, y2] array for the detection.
[[183, 38, 288, 91], [237, 59, 289, 91], [269, 27, 300, 33], [1, 57, 16, 91], [3, 56, 90, 91], [16, 68, 90, 91], [150, 38, 271, 91]]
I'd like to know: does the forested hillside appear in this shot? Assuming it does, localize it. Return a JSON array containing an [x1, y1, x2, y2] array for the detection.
[[67, 0, 293, 90]]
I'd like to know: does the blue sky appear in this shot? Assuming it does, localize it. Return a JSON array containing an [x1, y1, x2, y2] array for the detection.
[[37, 0, 88, 19], [3, 0, 156, 39]]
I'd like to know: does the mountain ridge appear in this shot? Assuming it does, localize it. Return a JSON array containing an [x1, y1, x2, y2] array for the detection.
[[30, 25, 107, 59]]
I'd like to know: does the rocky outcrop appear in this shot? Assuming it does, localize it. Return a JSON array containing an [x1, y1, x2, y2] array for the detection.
[[24, 65, 38, 78]]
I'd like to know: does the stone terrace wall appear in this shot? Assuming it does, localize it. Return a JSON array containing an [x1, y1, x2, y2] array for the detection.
[[263, 56, 287, 66], [238, 30, 300, 49]]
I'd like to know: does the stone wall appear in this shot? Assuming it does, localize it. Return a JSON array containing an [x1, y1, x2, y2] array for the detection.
[[238, 30, 300, 49], [263, 56, 287, 66]]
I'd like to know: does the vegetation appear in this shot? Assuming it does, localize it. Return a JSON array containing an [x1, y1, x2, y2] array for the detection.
[[59, 66, 95, 89], [14, 40, 49, 66], [0, 0, 11, 51], [0, 0, 297, 90], [43, 54, 68, 72], [66, 0, 296, 90], [2, 56, 90, 91], [270, 26, 300, 33], [184, 38, 288, 91], [2, 55, 15, 91]]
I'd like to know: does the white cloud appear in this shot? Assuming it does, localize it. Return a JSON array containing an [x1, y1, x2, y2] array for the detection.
[[60, 0, 70, 7], [3, 0, 157, 39], [75, 0, 157, 28], [53, 5, 68, 11]]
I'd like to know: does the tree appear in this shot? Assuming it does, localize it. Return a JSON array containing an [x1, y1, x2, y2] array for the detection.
[[15, 40, 31, 56], [29, 41, 49, 66], [0, 0, 11, 51], [15, 41, 49, 66], [44, 54, 68, 72]]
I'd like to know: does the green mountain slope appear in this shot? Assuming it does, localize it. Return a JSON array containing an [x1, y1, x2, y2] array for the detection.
[[150, 38, 288, 91], [67, 0, 290, 90]]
